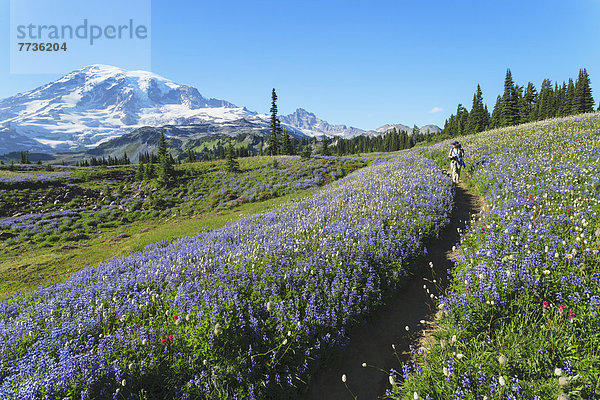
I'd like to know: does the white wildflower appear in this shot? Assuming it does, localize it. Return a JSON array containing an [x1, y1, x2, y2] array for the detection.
[[498, 354, 507, 367], [558, 376, 569, 388]]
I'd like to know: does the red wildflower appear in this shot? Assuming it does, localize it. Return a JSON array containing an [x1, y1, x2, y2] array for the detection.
[[173, 315, 178, 320], [559, 304, 565, 316], [169, 334, 175, 342], [161, 339, 166, 344], [568, 310, 575, 317], [542, 301, 549, 311]]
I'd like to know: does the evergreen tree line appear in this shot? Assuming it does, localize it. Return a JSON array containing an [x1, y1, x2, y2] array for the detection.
[[444, 68, 597, 136], [76, 153, 131, 167], [331, 128, 436, 155]]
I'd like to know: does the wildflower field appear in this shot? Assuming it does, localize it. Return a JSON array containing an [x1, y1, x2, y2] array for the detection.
[[0, 157, 363, 245], [393, 112, 600, 399], [0, 153, 453, 399], [0, 156, 364, 297]]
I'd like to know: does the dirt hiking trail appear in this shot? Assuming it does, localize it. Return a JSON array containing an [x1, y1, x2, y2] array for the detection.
[[302, 182, 484, 400]]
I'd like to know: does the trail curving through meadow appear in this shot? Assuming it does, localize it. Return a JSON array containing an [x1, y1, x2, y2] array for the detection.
[[302, 182, 484, 400]]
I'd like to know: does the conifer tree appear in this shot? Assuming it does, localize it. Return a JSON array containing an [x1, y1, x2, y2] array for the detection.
[[321, 135, 330, 156], [489, 95, 502, 128], [136, 161, 144, 181], [467, 84, 487, 133], [281, 128, 292, 155], [521, 82, 537, 122], [268, 89, 281, 155], [157, 128, 174, 184], [501, 69, 519, 126], [553, 83, 562, 116], [574, 68, 595, 113], [144, 162, 154, 180], [225, 141, 240, 172], [566, 79, 576, 114], [301, 146, 311, 158], [536, 79, 554, 120], [456, 104, 469, 135], [20, 151, 29, 164]]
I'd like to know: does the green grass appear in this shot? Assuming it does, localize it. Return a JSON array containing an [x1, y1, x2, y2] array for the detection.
[[0, 186, 319, 300], [0, 155, 367, 298]]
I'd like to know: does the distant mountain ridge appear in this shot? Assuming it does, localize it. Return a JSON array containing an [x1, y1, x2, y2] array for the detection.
[[279, 109, 441, 138], [279, 108, 366, 138], [0, 64, 441, 154]]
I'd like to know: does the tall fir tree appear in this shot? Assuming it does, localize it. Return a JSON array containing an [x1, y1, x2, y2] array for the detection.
[[225, 141, 239, 172], [301, 145, 311, 158], [574, 68, 595, 113], [281, 128, 292, 155], [489, 95, 503, 128], [521, 82, 537, 122], [467, 84, 488, 133], [321, 135, 330, 156], [268, 88, 281, 155], [501, 69, 519, 126], [536, 79, 554, 120], [555, 82, 567, 117], [456, 104, 469, 135], [566, 79, 576, 114], [157, 128, 174, 184]]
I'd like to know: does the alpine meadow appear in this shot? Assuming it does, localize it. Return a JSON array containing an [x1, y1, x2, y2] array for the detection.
[[1, 1, 600, 399]]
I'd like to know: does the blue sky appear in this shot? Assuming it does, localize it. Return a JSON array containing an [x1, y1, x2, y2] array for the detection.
[[0, 0, 599, 130]]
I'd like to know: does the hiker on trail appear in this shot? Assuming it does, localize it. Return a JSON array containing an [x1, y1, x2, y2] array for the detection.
[[448, 141, 465, 183]]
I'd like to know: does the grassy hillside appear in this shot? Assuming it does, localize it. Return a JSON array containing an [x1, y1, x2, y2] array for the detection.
[[0, 156, 365, 299], [0, 153, 453, 399], [392, 112, 600, 399]]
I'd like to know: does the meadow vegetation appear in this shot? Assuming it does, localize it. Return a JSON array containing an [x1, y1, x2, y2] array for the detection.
[[0, 152, 453, 399], [0, 156, 364, 298], [392, 112, 600, 400]]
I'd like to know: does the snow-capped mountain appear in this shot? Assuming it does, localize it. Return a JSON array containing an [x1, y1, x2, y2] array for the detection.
[[279, 108, 366, 138], [0, 65, 442, 154], [0, 65, 268, 153]]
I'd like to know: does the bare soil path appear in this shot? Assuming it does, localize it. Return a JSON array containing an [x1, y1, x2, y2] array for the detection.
[[302, 182, 484, 400]]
